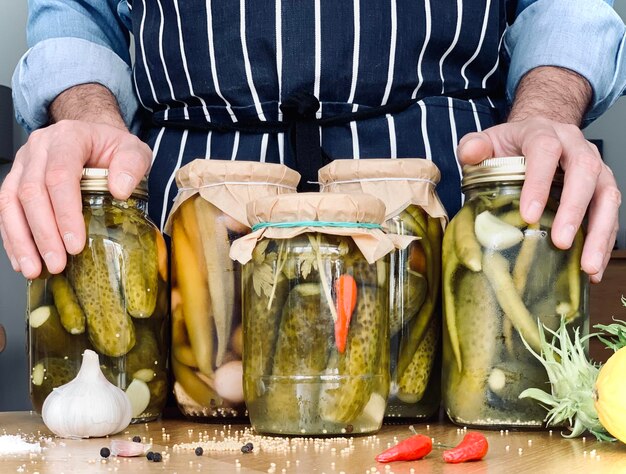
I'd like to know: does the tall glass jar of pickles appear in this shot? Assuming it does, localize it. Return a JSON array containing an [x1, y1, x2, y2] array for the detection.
[[231, 193, 405, 435], [27, 168, 169, 422], [166, 160, 300, 420], [442, 156, 588, 428], [319, 159, 448, 420]]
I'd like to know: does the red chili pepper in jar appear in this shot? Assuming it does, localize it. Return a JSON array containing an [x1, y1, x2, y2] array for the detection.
[[334, 274, 357, 353], [375, 434, 433, 463], [442, 432, 489, 463]]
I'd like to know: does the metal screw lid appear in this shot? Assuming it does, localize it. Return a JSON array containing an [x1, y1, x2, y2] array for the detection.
[[461, 156, 563, 190], [80, 168, 148, 199]]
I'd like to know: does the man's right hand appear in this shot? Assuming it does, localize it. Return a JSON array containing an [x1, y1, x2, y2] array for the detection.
[[0, 120, 152, 279]]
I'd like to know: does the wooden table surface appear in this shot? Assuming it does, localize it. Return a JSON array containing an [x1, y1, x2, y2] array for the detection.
[[1, 412, 626, 473]]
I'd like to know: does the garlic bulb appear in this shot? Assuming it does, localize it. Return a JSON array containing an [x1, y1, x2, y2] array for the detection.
[[42, 350, 132, 438]]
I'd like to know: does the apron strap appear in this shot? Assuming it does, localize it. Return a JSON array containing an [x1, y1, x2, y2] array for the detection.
[[279, 91, 326, 192], [151, 87, 490, 190]]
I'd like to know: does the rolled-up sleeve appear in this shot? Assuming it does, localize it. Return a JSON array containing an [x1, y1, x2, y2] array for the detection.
[[505, 0, 626, 126], [12, 0, 138, 132]]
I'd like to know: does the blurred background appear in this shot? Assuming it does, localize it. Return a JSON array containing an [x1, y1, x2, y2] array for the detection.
[[1, 1, 625, 410]]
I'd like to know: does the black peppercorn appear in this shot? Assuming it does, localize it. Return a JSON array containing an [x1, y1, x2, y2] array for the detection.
[[195, 447, 204, 456], [146, 451, 154, 461], [132, 436, 142, 443], [152, 452, 163, 462], [240, 445, 251, 453], [245, 442, 254, 451], [100, 447, 111, 458]]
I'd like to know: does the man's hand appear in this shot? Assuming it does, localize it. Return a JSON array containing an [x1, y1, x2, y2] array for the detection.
[[458, 67, 621, 283], [0, 85, 152, 279]]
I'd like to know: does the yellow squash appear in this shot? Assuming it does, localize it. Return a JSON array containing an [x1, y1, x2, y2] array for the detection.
[[595, 346, 626, 443]]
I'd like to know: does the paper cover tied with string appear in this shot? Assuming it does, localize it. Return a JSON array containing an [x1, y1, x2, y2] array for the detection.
[[164, 159, 300, 421], [230, 192, 414, 265], [165, 159, 301, 234], [318, 158, 448, 221]]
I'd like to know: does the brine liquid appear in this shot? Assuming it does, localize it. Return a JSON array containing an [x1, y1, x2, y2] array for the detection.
[[245, 374, 387, 435]]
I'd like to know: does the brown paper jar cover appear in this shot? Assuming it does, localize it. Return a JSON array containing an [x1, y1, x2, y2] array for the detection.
[[318, 158, 447, 221], [230, 192, 414, 265], [165, 159, 301, 233]]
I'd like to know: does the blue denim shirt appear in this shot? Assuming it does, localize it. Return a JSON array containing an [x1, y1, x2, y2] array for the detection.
[[12, 0, 626, 132]]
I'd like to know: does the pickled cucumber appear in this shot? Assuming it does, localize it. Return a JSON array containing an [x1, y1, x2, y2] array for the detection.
[[397, 316, 440, 404], [337, 245, 380, 287], [442, 218, 462, 371], [272, 283, 334, 374], [319, 286, 386, 424], [453, 205, 482, 272], [121, 324, 161, 381], [68, 213, 136, 357], [122, 224, 159, 319], [31, 358, 79, 412], [390, 269, 426, 336], [396, 216, 441, 377], [265, 284, 333, 423], [444, 267, 499, 423], [29, 305, 73, 357], [28, 278, 49, 312], [50, 275, 86, 334], [482, 251, 542, 354], [243, 271, 288, 385], [146, 372, 168, 415]]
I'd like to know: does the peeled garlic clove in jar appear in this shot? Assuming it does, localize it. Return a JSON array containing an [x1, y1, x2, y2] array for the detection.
[[474, 210, 524, 250]]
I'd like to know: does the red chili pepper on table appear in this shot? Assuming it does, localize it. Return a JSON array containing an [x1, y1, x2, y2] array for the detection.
[[442, 432, 489, 463], [334, 274, 357, 354], [375, 434, 433, 463]]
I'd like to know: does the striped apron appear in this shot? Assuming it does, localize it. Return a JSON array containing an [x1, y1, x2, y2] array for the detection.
[[128, 0, 511, 230]]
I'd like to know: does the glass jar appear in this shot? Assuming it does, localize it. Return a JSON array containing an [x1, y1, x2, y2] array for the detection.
[[441, 156, 588, 428], [167, 160, 300, 420], [28, 168, 169, 422], [233, 193, 397, 435], [318, 159, 447, 420]]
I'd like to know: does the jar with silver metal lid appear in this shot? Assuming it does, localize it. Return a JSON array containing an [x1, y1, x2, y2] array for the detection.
[[441, 156, 589, 428], [27, 168, 169, 422]]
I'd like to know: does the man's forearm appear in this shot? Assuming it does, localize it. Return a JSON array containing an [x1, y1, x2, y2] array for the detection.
[[49, 83, 127, 130], [507, 66, 593, 126]]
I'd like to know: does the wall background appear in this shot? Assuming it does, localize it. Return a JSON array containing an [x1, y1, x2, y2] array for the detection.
[[0, 0, 30, 411], [0, 1, 625, 410]]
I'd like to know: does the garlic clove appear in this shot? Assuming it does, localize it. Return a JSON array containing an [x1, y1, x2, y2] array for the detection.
[[42, 350, 132, 438], [213, 360, 244, 403], [110, 439, 150, 457], [474, 210, 524, 250], [125, 378, 151, 418]]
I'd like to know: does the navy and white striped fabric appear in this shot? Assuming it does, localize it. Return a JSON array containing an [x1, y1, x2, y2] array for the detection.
[[129, 0, 509, 230]]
